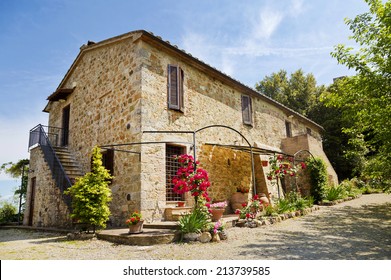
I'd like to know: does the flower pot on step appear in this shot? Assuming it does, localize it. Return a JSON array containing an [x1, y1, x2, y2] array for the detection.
[[128, 220, 144, 234]]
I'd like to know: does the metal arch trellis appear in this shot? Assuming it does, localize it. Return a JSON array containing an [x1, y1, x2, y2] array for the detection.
[[142, 124, 258, 195], [100, 125, 314, 197]]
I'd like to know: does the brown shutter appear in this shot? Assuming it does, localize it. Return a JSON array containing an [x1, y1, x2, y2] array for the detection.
[[167, 65, 184, 111], [242, 95, 252, 125]]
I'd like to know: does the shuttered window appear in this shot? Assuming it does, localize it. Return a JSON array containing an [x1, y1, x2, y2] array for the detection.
[[241, 95, 253, 125], [167, 65, 184, 111], [285, 121, 292, 137]]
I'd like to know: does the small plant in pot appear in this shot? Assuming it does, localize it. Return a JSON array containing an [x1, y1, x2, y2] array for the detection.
[[126, 211, 143, 234], [206, 201, 227, 222]]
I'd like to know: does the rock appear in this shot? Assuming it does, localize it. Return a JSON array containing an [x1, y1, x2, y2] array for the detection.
[[262, 219, 271, 226], [212, 233, 221, 242], [199, 232, 212, 243], [218, 231, 228, 240]]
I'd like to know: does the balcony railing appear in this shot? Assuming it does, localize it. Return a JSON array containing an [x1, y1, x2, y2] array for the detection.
[[28, 124, 71, 207]]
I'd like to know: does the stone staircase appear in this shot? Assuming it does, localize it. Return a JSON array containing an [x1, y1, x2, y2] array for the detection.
[[53, 146, 84, 183]]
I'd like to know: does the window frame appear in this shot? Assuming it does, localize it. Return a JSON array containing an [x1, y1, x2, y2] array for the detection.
[[241, 94, 253, 126], [285, 121, 292, 138], [167, 64, 184, 112]]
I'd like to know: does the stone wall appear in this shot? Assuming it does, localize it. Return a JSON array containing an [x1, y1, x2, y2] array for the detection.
[[28, 31, 338, 226], [42, 34, 145, 227], [281, 134, 338, 185], [138, 39, 330, 219], [24, 147, 72, 228]]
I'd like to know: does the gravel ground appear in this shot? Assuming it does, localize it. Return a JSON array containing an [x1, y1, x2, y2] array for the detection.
[[1, 193, 390, 260]]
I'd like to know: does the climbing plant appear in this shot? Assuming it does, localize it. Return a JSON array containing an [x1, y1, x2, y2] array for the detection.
[[306, 157, 328, 203]]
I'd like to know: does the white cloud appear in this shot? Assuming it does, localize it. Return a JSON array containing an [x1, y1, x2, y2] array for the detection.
[[251, 7, 283, 41], [289, 0, 305, 16]]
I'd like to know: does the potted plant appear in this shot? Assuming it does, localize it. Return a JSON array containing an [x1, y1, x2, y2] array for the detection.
[[207, 201, 227, 222], [178, 207, 209, 241], [126, 211, 143, 234], [230, 185, 249, 211], [209, 220, 227, 241], [234, 194, 268, 228]]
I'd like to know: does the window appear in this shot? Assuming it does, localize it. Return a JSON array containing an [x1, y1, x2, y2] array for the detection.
[[166, 144, 185, 201], [102, 149, 114, 177], [241, 95, 253, 125], [285, 121, 292, 137], [167, 65, 184, 111], [306, 127, 312, 136]]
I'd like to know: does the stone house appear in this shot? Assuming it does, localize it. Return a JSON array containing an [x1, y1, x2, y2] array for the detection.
[[24, 30, 338, 228]]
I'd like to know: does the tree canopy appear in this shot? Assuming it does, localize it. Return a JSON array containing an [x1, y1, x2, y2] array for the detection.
[[255, 69, 319, 116], [324, 0, 391, 188]]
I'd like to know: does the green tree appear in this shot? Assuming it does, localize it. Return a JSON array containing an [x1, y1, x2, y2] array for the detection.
[[309, 81, 366, 180], [255, 69, 319, 116], [325, 0, 391, 189], [0, 201, 17, 224], [255, 69, 360, 180], [0, 159, 29, 217], [64, 146, 112, 232]]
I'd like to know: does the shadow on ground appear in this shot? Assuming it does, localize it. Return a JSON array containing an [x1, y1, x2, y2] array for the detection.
[[238, 203, 391, 260], [0, 228, 65, 243]]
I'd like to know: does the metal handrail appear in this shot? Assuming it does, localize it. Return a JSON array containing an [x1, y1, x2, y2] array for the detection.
[[28, 124, 72, 207]]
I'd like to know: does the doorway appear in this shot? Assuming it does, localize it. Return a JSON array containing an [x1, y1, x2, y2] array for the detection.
[[28, 178, 36, 226], [61, 105, 70, 146]]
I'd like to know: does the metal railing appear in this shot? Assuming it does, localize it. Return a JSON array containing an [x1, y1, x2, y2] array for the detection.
[[28, 124, 72, 207]]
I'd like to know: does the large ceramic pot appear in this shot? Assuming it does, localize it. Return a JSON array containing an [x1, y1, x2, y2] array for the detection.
[[230, 192, 248, 211], [259, 193, 270, 205], [210, 208, 225, 222], [128, 220, 144, 234]]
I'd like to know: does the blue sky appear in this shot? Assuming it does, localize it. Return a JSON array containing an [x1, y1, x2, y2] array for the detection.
[[0, 0, 369, 202]]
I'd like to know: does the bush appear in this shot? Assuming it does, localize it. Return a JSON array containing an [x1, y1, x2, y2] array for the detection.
[[270, 192, 314, 215], [306, 157, 328, 203], [0, 202, 17, 224], [178, 207, 210, 235], [64, 146, 112, 233], [324, 185, 345, 201]]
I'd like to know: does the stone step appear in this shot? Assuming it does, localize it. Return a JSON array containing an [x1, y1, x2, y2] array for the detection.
[[97, 228, 180, 246]]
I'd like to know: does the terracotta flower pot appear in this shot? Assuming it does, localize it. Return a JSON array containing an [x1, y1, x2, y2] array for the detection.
[[261, 160, 268, 167], [210, 208, 225, 222], [128, 220, 144, 234], [177, 201, 185, 207], [231, 192, 248, 211]]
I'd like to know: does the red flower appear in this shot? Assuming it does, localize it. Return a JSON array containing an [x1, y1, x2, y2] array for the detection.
[[242, 202, 248, 207]]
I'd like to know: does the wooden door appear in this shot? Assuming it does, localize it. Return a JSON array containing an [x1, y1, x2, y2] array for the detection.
[[28, 178, 36, 226], [61, 105, 70, 146]]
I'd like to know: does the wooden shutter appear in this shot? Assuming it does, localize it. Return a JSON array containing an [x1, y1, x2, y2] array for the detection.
[[241, 95, 253, 125], [285, 121, 292, 137], [167, 65, 184, 111]]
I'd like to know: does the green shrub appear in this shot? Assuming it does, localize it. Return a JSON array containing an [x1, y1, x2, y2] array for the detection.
[[64, 146, 112, 233], [324, 185, 345, 201], [178, 207, 210, 234], [0, 202, 17, 224], [306, 157, 328, 203], [276, 198, 294, 214]]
